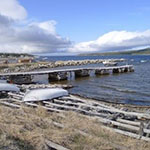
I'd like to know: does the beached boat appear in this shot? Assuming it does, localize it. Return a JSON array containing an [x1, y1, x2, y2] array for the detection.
[[23, 88, 68, 102], [0, 83, 20, 92], [102, 61, 118, 66]]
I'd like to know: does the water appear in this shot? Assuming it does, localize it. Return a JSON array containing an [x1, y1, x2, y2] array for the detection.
[[38, 55, 150, 106]]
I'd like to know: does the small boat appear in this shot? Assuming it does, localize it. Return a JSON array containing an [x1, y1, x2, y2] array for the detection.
[[23, 88, 68, 102], [42, 57, 48, 60], [102, 61, 118, 66], [0, 83, 20, 92]]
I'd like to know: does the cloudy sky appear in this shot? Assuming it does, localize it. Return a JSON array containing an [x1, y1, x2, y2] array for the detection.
[[0, 0, 150, 54]]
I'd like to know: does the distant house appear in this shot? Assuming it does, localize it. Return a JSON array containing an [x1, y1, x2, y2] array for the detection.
[[0, 60, 8, 64], [18, 58, 33, 63]]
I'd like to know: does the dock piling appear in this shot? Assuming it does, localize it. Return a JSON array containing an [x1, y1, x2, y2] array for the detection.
[[0, 65, 134, 84]]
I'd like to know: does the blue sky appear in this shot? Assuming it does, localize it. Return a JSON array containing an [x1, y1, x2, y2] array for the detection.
[[0, 0, 150, 54], [19, 0, 150, 42]]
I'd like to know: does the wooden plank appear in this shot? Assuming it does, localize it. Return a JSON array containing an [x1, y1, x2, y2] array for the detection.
[[61, 95, 150, 120], [0, 65, 133, 76], [25, 102, 62, 113], [96, 117, 150, 135], [97, 117, 139, 132], [64, 95, 119, 109], [54, 99, 115, 115], [51, 99, 79, 107], [45, 139, 70, 150], [0, 101, 20, 108], [102, 126, 150, 142], [117, 118, 141, 126], [8, 98, 23, 103], [8, 92, 24, 98], [43, 101, 109, 118]]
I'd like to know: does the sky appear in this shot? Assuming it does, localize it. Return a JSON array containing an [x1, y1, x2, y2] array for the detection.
[[0, 0, 150, 54]]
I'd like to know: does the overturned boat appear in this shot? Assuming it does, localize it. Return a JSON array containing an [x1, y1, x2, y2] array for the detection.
[[0, 83, 20, 92], [0, 83, 20, 98], [23, 88, 68, 102]]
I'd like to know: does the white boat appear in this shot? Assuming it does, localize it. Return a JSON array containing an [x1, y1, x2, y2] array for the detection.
[[102, 61, 118, 66], [0, 83, 20, 92], [23, 88, 68, 102]]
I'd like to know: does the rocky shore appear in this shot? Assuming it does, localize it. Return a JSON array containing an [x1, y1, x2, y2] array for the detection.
[[19, 84, 73, 92], [1, 82, 150, 150], [0, 58, 126, 73]]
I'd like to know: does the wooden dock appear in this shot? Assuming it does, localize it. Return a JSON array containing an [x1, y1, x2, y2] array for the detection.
[[0, 65, 134, 84]]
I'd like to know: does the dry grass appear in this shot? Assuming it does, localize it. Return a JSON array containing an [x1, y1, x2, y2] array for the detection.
[[0, 105, 149, 150]]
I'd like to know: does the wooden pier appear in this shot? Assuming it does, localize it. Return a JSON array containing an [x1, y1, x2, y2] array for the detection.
[[0, 65, 134, 84]]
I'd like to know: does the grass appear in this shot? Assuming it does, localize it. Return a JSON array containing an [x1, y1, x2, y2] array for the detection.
[[0, 105, 150, 150]]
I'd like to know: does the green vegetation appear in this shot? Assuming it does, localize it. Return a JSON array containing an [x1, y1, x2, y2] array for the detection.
[[79, 48, 150, 56]]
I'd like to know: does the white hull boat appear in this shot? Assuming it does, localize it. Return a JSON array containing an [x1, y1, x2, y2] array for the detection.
[[103, 61, 118, 66]]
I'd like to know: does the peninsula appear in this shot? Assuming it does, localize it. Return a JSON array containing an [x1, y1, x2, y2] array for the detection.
[[79, 48, 150, 56]]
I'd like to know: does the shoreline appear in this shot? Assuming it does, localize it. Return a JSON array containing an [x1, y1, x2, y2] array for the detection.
[[0, 67, 150, 149], [71, 93, 150, 112], [1, 86, 150, 148], [0, 56, 148, 107], [0, 58, 125, 73]]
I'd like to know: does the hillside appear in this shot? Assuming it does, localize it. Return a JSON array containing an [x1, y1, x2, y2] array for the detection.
[[0, 53, 33, 58], [79, 48, 150, 56]]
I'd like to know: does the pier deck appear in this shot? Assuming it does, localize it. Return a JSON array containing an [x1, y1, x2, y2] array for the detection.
[[0, 65, 134, 84], [0, 65, 134, 76]]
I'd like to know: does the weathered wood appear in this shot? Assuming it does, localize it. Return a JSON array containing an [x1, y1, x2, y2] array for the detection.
[[25, 102, 63, 113], [139, 122, 144, 137], [52, 99, 79, 107], [145, 121, 150, 137], [112, 68, 119, 73], [4, 91, 150, 142], [75, 69, 90, 77], [54, 98, 111, 112], [9, 74, 33, 84], [8, 92, 24, 98], [96, 117, 139, 132], [43, 101, 109, 118], [45, 139, 70, 150], [95, 69, 110, 75], [67, 95, 120, 109], [62, 95, 150, 120], [0, 101, 20, 108], [102, 126, 150, 142], [62, 95, 112, 109], [9, 98, 23, 103], [117, 118, 141, 126], [0, 65, 134, 84], [96, 116, 150, 135], [0, 65, 134, 76], [48, 72, 68, 81]]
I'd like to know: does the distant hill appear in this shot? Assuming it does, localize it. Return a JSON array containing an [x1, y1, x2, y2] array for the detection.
[[0, 53, 33, 58], [79, 48, 150, 56]]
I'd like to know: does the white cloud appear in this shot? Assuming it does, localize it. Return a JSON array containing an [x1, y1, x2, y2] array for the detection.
[[32, 20, 57, 35], [0, 0, 27, 20], [0, 0, 71, 54], [69, 30, 150, 53], [0, 18, 71, 53], [1, 0, 150, 54]]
